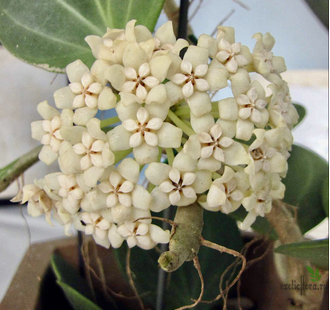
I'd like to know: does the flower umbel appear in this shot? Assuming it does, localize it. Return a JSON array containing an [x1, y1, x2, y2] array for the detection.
[[17, 20, 296, 250]]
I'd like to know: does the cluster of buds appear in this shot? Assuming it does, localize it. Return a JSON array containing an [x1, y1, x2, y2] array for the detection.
[[13, 20, 298, 250]]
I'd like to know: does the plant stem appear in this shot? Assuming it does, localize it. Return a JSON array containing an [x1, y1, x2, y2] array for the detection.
[[163, 0, 195, 44], [212, 171, 221, 180], [178, 0, 189, 40], [165, 148, 175, 166], [158, 203, 203, 272], [0, 145, 42, 193], [100, 116, 120, 128], [167, 109, 195, 136], [114, 149, 132, 165]]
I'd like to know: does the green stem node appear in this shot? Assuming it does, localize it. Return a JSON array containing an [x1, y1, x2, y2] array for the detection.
[[158, 203, 204, 272]]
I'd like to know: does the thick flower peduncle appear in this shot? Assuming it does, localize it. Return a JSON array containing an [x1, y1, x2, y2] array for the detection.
[[158, 202, 203, 272]]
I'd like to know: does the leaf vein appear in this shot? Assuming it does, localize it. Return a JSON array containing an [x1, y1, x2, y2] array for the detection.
[[2, 9, 90, 51], [55, 0, 103, 35], [125, 0, 134, 23], [93, 0, 109, 28]]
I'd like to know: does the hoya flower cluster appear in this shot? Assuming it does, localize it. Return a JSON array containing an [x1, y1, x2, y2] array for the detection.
[[14, 20, 298, 249]]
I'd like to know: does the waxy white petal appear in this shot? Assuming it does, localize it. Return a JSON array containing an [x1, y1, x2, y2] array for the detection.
[[194, 78, 210, 92], [143, 76, 159, 88], [171, 73, 188, 85], [106, 193, 118, 207], [144, 131, 158, 146], [169, 168, 181, 184], [159, 180, 176, 193], [118, 193, 132, 207], [130, 132, 143, 147], [136, 84, 148, 100], [122, 119, 139, 132], [182, 172, 196, 186], [182, 81, 194, 98], [124, 67, 137, 80], [169, 190, 181, 205], [182, 187, 197, 199], [181, 59, 192, 74], [69, 82, 83, 94], [138, 63, 151, 78], [122, 81, 136, 93]]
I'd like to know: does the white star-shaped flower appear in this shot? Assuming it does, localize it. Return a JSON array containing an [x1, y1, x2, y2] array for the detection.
[[121, 63, 160, 101], [117, 221, 170, 250], [108, 106, 182, 164], [73, 131, 114, 170], [237, 87, 267, 123], [98, 158, 152, 210], [58, 174, 84, 214], [41, 116, 63, 152], [183, 122, 249, 171], [54, 60, 116, 116], [158, 168, 197, 206], [31, 101, 64, 165], [252, 32, 286, 77], [206, 167, 246, 214], [13, 184, 53, 221], [80, 212, 111, 241], [198, 123, 234, 161], [216, 39, 248, 73], [99, 171, 134, 208], [171, 59, 210, 98], [122, 107, 163, 148], [69, 72, 103, 109], [245, 129, 288, 176], [268, 84, 299, 129]]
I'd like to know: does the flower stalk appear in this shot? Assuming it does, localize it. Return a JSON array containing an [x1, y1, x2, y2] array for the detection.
[[167, 109, 195, 137], [100, 116, 121, 128]]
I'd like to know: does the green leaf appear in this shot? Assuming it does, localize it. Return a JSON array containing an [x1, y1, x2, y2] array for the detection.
[[283, 145, 328, 233], [104, 0, 166, 31], [0, 0, 165, 72], [113, 209, 243, 309], [306, 265, 315, 275], [304, 0, 329, 29], [321, 177, 329, 217], [51, 254, 102, 310], [315, 268, 320, 277], [292, 103, 306, 128], [274, 239, 329, 270]]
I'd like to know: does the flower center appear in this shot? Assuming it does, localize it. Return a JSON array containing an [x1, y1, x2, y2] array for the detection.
[[251, 148, 265, 160]]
